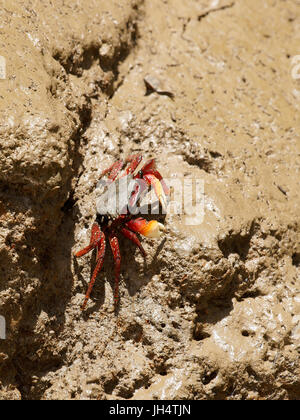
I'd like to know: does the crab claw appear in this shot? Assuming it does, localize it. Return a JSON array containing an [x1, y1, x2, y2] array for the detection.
[[143, 173, 168, 212], [126, 218, 165, 239]]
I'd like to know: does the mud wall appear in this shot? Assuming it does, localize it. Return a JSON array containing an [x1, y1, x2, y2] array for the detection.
[[0, 0, 299, 400]]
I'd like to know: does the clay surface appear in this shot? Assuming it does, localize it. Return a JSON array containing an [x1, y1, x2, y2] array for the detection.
[[0, 0, 299, 400]]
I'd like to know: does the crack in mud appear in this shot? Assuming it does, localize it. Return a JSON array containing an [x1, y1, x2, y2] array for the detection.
[[197, 2, 235, 22]]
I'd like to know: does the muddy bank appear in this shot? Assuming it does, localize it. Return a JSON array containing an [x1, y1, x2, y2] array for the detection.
[[0, 0, 299, 400]]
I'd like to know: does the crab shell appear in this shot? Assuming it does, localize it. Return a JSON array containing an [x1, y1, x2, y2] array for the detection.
[[95, 174, 165, 238], [95, 174, 137, 218]]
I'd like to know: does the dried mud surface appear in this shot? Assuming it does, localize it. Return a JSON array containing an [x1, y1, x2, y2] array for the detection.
[[0, 0, 299, 400]]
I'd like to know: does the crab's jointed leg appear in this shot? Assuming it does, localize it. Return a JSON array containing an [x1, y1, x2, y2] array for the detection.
[[74, 222, 103, 258], [100, 154, 142, 183], [142, 173, 168, 211], [74, 222, 107, 310], [81, 234, 106, 310], [109, 233, 121, 305], [121, 227, 146, 257], [125, 154, 143, 174], [106, 160, 125, 182], [139, 159, 169, 211]]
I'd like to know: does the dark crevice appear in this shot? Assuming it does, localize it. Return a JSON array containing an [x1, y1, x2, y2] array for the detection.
[[237, 289, 262, 301], [104, 377, 119, 395], [10, 81, 93, 401], [181, 142, 213, 173], [61, 193, 76, 213], [198, 2, 235, 22], [218, 221, 257, 261], [202, 370, 218, 385], [193, 324, 211, 341], [292, 252, 300, 267], [218, 233, 252, 260]]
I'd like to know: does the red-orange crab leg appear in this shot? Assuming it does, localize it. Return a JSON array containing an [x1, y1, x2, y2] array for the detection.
[[139, 158, 155, 172], [121, 227, 146, 257], [128, 178, 149, 208], [125, 154, 143, 174], [142, 173, 168, 211], [137, 158, 169, 210], [81, 231, 106, 310], [100, 154, 142, 183], [104, 160, 125, 182], [75, 222, 103, 258], [141, 159, 170, 194], [117, 154, 143, 180], [100, 160, 120, 178], [143, 170, 170, 196], [109, 233, 121, 305], [126, 218, 165, 239]]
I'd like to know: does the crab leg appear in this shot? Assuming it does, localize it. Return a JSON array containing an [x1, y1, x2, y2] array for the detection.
[[109, 233, 121, 305], [100, 160, 121, 179], [106, 160, 125, 182], [100, 154, 142, 184], [135, 158, 169, 210], [75, 222, 103, 258], [143, 169, 170, 196], [81, 232, 106, 310], [121, 227, 146, 257], [142, 173, 168, 211], [128, 178, 148, 208], [141, 159, 169, 193], [127, 157, 170, 209], [125, 154, 143, 174]]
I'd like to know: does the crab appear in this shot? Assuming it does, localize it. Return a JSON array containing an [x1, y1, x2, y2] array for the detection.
[[75, 154, 169, 310]]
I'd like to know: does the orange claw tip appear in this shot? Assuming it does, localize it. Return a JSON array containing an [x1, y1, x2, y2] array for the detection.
[[128, 219, 165, 239], [144, 221, 165, 238]]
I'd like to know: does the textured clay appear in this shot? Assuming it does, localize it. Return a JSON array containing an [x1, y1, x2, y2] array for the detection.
[[0, 0, 299, 400]]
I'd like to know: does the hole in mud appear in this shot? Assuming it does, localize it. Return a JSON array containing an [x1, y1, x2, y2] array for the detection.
[[157, 367, 167, 376], [238, 289, 261, 301], [292, 253, 300, 267], [246, 366, 259, 380], [193, 328, 210, 341], [193, 321, 211, 341], [61, 194, 76, 212], [209, 150, 222, 158], [104, 377, 119, 394], [241, 330, 249, 337], [218, 232, 252, 260], [202, 370, 218, 385]]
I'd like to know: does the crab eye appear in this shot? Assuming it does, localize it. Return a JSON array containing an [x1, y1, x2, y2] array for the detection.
[[138, 170, 143, 178]]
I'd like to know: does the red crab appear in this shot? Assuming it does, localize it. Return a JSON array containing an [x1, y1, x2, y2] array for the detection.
[[75, 154, 169, 310]]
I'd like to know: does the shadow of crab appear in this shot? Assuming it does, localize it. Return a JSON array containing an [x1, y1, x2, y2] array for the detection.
[[121, 235, 167, 297]]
